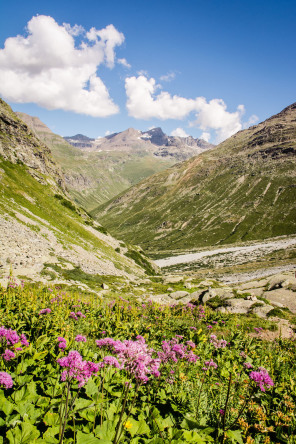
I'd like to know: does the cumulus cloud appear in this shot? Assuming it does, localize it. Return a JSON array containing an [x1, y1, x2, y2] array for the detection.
[[201, 132, 211, 142], [0, 15, 125, 117], [125, 75, 249, 142], [171, 127, 189, 137], [125, 75, 197, 119], [191, 98, 245, 143]]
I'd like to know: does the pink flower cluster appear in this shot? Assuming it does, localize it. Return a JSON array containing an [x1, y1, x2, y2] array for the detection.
[[57, 336, 67, 350], [69, 311, 86, 320], [39, 308, 51, 315], [249, 367, 274, 392], [0, 326, 29, 360], [244, 362, 253, 369], [0, 371, 13, 389], [57, 350, 99, 387], [157, 336, 199, 364], [96, 336, 161, 383], [75, 335, 87, 343], [202, 359, 218, 371], [209, 335, 228, 349]]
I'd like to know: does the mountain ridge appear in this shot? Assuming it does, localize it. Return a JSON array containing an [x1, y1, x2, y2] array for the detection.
[[92, 102, 296, 254]]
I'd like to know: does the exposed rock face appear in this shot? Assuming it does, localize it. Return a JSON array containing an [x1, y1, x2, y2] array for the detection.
[[1, 101, 65, 191], [94, 102, 296, 253]]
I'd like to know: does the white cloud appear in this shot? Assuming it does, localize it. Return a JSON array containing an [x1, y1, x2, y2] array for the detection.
[[0, 15, 125, 117], [200, 132, 211, 142], [160, 72, 176, 82], [118, 58, 131, 68], [243, 114, 259, 128], [125, 75, 248, 142], [125, 75, 197, 119], [171, 127, 189, 137], [191, 98, 245, 143]]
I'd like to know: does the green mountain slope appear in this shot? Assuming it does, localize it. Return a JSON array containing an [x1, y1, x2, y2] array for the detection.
[[16, 113, 176, 211], [0, 99, 156, 283], [92, 103, 296, 254]]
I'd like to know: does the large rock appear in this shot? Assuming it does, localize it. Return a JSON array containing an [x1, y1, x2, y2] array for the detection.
[[169, 290, 189, 300], [263, 289, 296, 313], [223, 299, 255, 314], [251, 304, 274, 318], [163, 276, 183, 284], [267, 274, 294, 291]]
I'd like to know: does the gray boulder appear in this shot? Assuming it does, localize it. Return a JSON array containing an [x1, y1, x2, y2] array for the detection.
[[169, 290, 189, 300]]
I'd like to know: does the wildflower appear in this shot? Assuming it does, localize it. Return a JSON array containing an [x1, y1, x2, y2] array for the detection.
[[96, 336, 161, 383], [57, 350, 99, 387], [2, 349, 15, 361], [123, 420, 133, 430], [249, 367, 274, 392], [39, 308, 51, 315], [69, 312, 78, 320], [244, 362, 253, 369], [0, 371, 13, 389], [203, 359, 218, 370], [209, 335, 227, 349], [99, 356, 121, 369], [219, 409, 225, 416], [75, 335, 87, 343], [57, 337, 67, 350], [207, 325, 213, 329]]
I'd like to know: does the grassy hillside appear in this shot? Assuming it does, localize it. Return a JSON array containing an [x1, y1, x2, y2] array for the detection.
[[16, 113, 175, 211], [0, 99, 156, 282], [92, 103, 296, 254]]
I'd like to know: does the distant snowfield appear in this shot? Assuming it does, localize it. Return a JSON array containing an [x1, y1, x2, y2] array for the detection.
[[155, 237, 296, 267]]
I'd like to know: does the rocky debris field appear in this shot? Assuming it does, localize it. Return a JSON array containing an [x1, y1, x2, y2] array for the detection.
[[0, 214, 132, 287], [143, 271, 296, 331]]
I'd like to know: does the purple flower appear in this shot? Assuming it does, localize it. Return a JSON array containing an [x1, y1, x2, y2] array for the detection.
[[96, 336, 161, 383], [219, 409, 225, 416], [244, 362, 253, 369], [0, 326, 29, 349], [210, 335, 227, 349], [57, 350, 99, 387], [203, 359, 218, 370], [99, 356, 121, 369], [39, 308, 51, 315], [57, 336, 67, 350], [75, 335, 87, 343], [0, 371, 13, 389], [2, 349, 16, 361], [249, 367, 274, 392]]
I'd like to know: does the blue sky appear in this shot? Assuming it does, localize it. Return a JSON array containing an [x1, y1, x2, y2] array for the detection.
[[0, 0, 295, 143]]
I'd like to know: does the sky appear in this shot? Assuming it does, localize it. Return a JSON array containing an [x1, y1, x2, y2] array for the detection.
[[0, 0, 295, 144]]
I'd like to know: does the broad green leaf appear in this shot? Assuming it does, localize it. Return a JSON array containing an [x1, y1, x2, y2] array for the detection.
[[0, 395, 14, 416], [95, 420, 116, 441], [85, 378, 99, 398], [76, 431, 101, 444], [226, 430, 244, 444], [43, 412, 60, 426], [7, 422, 40, 443]]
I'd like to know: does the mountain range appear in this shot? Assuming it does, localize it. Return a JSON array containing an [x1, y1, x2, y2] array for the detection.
[[92, 103, 296, 255], [16, 113, 213, 212]]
